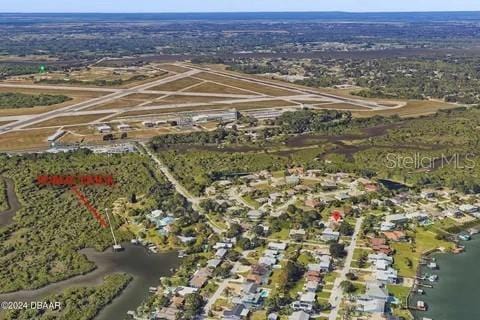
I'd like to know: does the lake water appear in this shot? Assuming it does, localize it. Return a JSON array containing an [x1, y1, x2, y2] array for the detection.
[[411, 236, 480, 320]]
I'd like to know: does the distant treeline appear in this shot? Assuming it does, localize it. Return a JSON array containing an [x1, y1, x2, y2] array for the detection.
[[36, 74, 151, 87]]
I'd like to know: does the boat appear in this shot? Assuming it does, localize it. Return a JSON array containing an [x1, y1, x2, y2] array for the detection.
[[428, 274, 438, 282], [417, 300, 427, 311], [459, 233, 471, 241], [417, 289, 425, 294], [428, 262, 438, 269], [113, 244, 124, 252]]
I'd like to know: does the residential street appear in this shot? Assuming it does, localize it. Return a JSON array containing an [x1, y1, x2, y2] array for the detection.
[[328, 217, 364, 320]]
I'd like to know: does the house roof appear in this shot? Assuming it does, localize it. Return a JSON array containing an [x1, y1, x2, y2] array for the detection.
[[224, 304, 249, 318], [300, 292, 316, 303], [289, 311, 310, 320]]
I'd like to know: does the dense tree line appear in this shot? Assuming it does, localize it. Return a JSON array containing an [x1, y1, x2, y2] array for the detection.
[[37, 74, 151, 87], [0, 64, 42, 79], [3, 273, 132, 320], [0, 92, 71, 108]]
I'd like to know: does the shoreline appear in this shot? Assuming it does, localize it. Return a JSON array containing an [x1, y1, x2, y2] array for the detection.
[[406, 231, 474, 320], [0, 243, 180, 320]]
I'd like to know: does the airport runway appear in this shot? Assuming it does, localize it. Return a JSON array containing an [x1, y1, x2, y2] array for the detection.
[[0, 63, 388, 135]]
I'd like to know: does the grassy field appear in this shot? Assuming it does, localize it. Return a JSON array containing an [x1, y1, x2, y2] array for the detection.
[[27, 113, 114, 128], [0, 128, 57, 151], [352, 100, 459, 118], [146, 94, 231, 105], [185, 81, 254, 95], [313, 102, 370, 111], [193, 72, 298, 96], [150, 77, 203, 91], [87, 93, 164, 111], [117, 98, 298, 119], [228, 99, 298, 109], [158, 64, 192, 73]]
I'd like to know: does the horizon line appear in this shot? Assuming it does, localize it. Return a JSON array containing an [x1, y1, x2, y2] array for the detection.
[[2, 10, 480, 14]]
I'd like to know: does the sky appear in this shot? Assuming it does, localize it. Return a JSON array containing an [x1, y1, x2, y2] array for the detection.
[[2, 0, 480, 13]]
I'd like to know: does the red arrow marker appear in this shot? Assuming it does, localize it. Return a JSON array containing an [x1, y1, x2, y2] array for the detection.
[[71, 186, 108, 228]]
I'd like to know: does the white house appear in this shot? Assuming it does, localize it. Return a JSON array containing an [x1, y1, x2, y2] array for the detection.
[[320, 228, 340, 242]]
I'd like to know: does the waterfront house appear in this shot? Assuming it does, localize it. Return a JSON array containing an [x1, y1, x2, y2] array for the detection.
[[189, 268, 212, 288]]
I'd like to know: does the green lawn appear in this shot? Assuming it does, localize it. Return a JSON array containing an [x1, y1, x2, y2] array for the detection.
[[288, 278, 306, 298], [393, 229, 454, 277], [324, 272, 339, 283], [241, 195, 261, 209], [269, 228, 290, 240], [387, 284, 411, 305]]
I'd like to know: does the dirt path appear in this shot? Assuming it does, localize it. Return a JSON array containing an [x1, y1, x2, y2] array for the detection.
[[0, 177, 21, 228]]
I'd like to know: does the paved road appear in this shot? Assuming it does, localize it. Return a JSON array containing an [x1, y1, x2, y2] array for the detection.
[[139, 142, 224, 235], [328, 217, 364, 320], [203, 261, 241, 314], [0, 177, 21, 228]]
